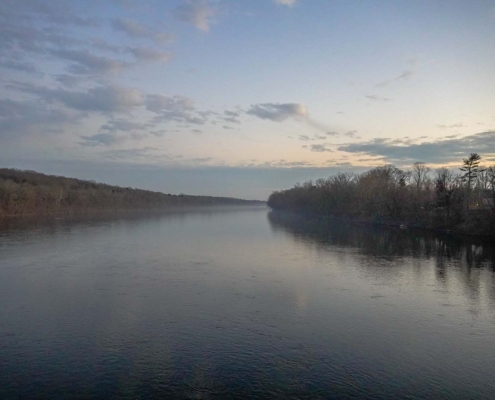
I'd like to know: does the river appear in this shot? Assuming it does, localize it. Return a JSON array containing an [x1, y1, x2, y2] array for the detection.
[[1, 206, 494, 399]]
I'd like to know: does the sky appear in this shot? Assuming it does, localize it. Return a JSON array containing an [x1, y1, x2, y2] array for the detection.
[[1, 0, 495, 200]]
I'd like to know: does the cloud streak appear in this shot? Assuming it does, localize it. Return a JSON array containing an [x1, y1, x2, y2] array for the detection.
[[437, 123, 464, 129], [310, 144, 333, 153], [247, 103, 308, 122], [376, 70, 414, 87], [366, 94, 390, 102]]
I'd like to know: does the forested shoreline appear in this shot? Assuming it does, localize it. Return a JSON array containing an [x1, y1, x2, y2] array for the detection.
[[268, 154, 495, 238], [0, 168, 264, 219]]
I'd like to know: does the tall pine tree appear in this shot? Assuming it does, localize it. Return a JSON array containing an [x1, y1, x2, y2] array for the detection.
[[460, 153, 484, 209]]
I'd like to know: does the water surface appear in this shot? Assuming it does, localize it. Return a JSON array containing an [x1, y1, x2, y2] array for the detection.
[[1, 207, 494, 399]]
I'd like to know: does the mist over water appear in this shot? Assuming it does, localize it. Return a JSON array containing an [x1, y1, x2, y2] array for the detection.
[[1, 207, 494, 399]]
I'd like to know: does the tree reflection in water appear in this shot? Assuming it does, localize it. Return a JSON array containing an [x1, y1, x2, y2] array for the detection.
[[268, 210, 495, 306]]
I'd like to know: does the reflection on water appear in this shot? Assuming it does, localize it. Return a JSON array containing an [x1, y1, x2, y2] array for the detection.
[[268, 211, 495, 307], [1, 207, 495, 399], [268, 211, 494, 265]]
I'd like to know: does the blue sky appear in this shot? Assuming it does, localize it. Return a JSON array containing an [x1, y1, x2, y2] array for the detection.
[[1, 0, 494, 199]]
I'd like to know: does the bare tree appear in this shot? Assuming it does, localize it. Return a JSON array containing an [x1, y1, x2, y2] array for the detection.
[[411, 162, 430, 192], [487, 166, 495, 209], [52, 187, 65, 208], [435, 168, 460, 218]]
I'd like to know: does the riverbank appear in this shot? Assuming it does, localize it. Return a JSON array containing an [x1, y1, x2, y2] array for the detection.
[[267, 164, 495, 240], [267, 208, 495, 240], [0, 168, 265, 220]]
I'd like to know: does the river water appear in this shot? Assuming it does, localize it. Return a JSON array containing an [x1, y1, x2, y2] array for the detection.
[[1, 206, 494, 399]]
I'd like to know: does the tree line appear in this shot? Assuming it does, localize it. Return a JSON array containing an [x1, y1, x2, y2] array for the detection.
[[268, 154, 495, 237], [0, 168, 263, 219]]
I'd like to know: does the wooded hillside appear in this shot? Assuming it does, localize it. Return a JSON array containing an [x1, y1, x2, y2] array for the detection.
[[0, 168, 264, 218]]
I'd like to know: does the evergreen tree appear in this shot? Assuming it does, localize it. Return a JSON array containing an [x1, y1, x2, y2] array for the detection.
[[460, 153, 484, 209]]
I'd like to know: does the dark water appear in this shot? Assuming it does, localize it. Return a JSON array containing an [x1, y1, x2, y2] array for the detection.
[[1, 207, 495, 399]]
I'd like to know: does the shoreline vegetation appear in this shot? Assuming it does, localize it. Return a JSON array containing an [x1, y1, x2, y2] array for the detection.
[[0, 168, 265, 220], [268, 154, 495, 239]]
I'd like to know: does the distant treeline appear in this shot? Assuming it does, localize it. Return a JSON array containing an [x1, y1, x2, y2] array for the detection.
[[0, 168, 264, 219], [268, 154, 495, 237]]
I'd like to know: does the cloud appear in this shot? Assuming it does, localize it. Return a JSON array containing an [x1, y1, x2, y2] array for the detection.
[[0, 98, 81, 138], [366, 94, 390, 102], [0, 12, 79, 54], [222, 110, 241, 123], [6, 80, 214, 137], [326, 131, 339, 136], [310, 144, 333, 153], [255, 159, 315, 168], [247, 103, 308, 122], [0, 0, 211, 145], [0, 3, 173, 84], [11, 82, 144, 113], [344, 130, 358, 138], [50, 47, 172, 76], [126, 47, 174, 62], [247, 103, 333, 133], [173, 0, 216, 32], [8, 0, 99, 27], [112, 18, 147, 36], [112, 18, 175, 44], [225, 110, 240, 117], [0, 60, 38, 74], [339, 131, 495, 164], [437, 123, 465, 129], [274, 0, 298, 6], [146, 94, 195, 113], [79, 133, 125, 146], [54, 74, 85, 87], [327, 161, 353, 167], [99, 147, 167, 161], [190, 116, 209, 124], [192, 157, 212, 163], [100, 119, 152, 133], [223, 116, 241, 124], [397, 70, 414, 80], [146, 94, 210, 125], [376, 70, 415, 87], [50, 49, 129, 75]]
